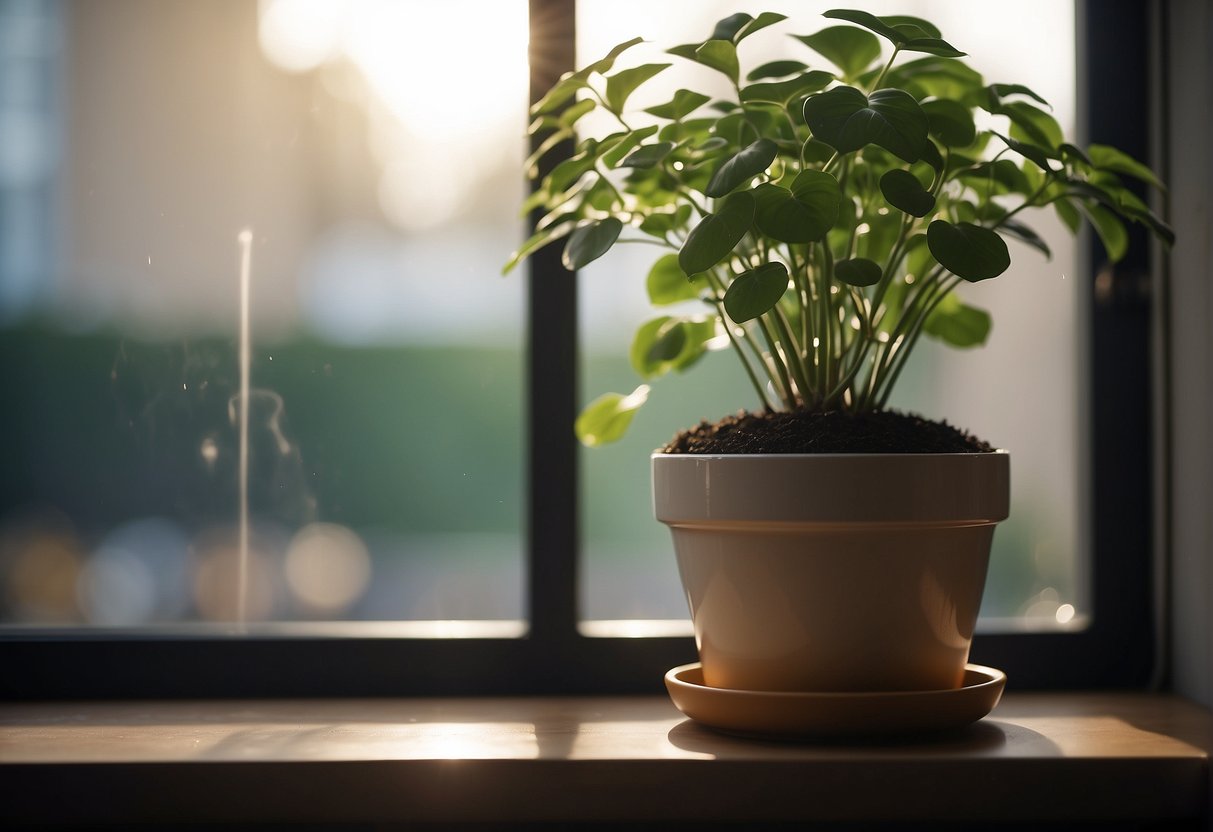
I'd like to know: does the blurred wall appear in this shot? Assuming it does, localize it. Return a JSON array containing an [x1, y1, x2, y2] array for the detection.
[[1165, 0, 1213, 706], [62, 0, 379, 338]]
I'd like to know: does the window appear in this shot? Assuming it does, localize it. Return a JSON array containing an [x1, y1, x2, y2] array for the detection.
[[0, 0, 1157, 696], [1, 0, 529, 629], [575, 0, 1085, 630]]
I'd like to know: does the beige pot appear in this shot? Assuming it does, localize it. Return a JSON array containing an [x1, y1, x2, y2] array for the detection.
[[652, 452, 1010, 693]]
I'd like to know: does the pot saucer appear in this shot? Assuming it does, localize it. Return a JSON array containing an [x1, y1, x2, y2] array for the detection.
[[664, 662, 1006, 740]]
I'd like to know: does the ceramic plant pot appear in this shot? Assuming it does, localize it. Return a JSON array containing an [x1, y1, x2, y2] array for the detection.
[[652, 452, 1010, 693]]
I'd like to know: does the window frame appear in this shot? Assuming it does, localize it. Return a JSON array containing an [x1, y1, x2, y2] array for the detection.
[[0, 0, 1158, 698]]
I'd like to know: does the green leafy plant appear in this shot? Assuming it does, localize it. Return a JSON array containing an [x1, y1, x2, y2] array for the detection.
[[505, 9, 1171, 446]]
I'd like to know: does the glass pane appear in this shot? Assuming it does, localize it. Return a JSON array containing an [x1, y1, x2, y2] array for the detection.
[[577, 0, 1084, 629], [0, 0, 529, 628]]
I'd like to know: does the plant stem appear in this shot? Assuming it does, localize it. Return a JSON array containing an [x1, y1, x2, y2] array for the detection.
[[993, 179, 1052, 228], [613, 237, 669, 247], [757, 315, 796, 409], [870, 47, 901, 91], [714, 299, 776, 412], [871, 214, 913, 314], [593, 161, 627, 210], [773, 304, 813, 402], [676, 186, 711, 218], [705, 270, 777, 411], [792, 244, 812, 366], [587, 84, 634, 131], [823, 331, 869, 408], [875, 274, 959, 409]]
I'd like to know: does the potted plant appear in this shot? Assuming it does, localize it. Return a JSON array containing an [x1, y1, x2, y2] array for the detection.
[[506, 9, 1170, 711]]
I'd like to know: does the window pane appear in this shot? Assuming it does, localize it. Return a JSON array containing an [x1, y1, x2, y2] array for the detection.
[[0, 0, 529, 627], [577, 0, 1083, 628]]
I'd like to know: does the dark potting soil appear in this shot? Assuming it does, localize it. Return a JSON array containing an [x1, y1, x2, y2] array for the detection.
[[661, 409, 994, 455]]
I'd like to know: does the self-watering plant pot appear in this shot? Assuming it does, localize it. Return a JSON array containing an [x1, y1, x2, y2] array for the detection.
[[653, 452, 1010, 693]]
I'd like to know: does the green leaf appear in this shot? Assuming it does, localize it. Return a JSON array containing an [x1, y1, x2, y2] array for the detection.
[[531, 97, 594, 134], [923, 293, 992, 347], [822, 9, 965, 56], [1059, 143, 1091, 166], [620, 141, 675, 169], [502, 218, 577, 274], [1088, 144, 1165, 191], [1080, 201, 1128, 262], [886, 57, 984, 100], [988, 83, 1051, 108], [992, 131, 1055, 172], [1124, 204, 1175, 247], [747, 59, 809, 81], [959, 159, 1030, 195], [803, 86, 928, 163], [705, 138, 779, 197], [644, 89, 711, 120], [822, 9, 906, 43], [735, 11, 787, 41], [1000, 218, 1052, 259], [801, 138, 836, 164], [575, 385, 649, 447], [532, 37, 644, 116], [879, 169, 936, 217], [1066, 174, 1174, 246], [752, 169, 841, 243], [631, 317, 685, 376], [918, 139, 945, 171], [723, 262, 789, 322], [694, 39, 740, 84], [605, 63, 670, 113], [562, 218, 623, 270], [922, 99, 976, 147], [601, 125, 659, 167], [531, 73, 589, 117], [525, 129, 571, 175], [584, 36, 646, 75], [666, 43, 701, 61], [646, 254, 701, 305], [740, 71, 834, 106], [630, 316, 718, 378], [679, 190, 755, 275], [1001, 101, 1063, 150], [881, 15, 940, 38], [585, 177, 618, 212], [897, 38, 966, 58], [711, 12, 754, 42], [1054, 197, 1082, 234], [546, 150, 598, 194], [927, 220, 1010, 282], [659, 117, 714, 144], [564, 99, 598, 130], [639, 204, 692, 237], [834, 257, 882, 286], [793, 26, 881, 79]]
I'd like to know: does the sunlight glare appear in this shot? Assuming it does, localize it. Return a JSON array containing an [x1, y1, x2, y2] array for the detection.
[[258, 0, 529, 230], [259, 0, 529, 132], [258, 0, 344, 72]]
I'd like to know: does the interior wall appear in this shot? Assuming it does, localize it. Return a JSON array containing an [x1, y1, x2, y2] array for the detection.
[[1164, 0, 1213, 706]]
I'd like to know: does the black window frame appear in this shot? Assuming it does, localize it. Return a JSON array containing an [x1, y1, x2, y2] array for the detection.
[[0, 0, 1158, 698]]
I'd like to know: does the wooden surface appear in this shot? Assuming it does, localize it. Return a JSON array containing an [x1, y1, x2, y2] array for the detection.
[[1, 693, 1209, 825]]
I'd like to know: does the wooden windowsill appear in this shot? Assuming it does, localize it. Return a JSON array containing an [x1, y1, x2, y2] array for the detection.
[[1, 692, 1209, 826]]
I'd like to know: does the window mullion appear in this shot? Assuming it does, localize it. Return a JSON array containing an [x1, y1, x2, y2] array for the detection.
[[526, 0, 580, 650]]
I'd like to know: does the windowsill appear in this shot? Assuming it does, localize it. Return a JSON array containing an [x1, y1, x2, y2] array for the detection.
[[1, 692, 1208, 826]]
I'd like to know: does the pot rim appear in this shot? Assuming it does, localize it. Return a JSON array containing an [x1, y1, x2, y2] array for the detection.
[[651, 449, 1009, 460], [652, 448, 1010, 525]]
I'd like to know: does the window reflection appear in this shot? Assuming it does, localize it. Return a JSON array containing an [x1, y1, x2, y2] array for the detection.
[[0, 0, 529, 625]]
